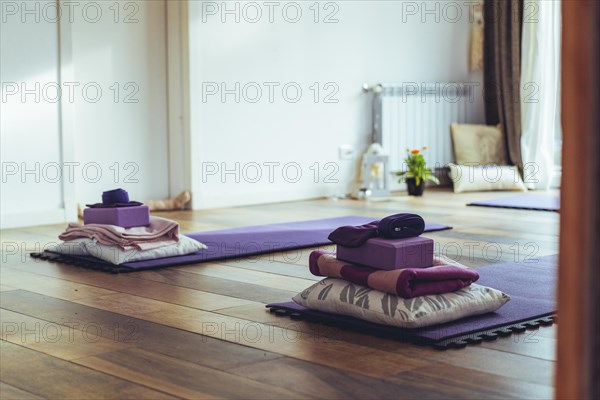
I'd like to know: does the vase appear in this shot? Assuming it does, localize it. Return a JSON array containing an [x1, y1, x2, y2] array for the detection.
[[406, 178, 425, 196]]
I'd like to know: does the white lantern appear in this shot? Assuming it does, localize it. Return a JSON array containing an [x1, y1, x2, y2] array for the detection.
[[360, 153, 390, 198]]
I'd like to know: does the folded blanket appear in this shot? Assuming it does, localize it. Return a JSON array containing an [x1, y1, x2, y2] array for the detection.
[[309, 250, 479, 298], [59, 216, 179, 251], [49, 235, 207, 265], [327, 213, 425, 247]]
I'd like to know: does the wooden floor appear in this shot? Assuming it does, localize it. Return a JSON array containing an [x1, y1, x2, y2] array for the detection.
[[0, 188, 559, 399]]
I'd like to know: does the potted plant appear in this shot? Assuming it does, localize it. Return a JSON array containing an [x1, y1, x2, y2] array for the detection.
[[395, 147, 440, 196]]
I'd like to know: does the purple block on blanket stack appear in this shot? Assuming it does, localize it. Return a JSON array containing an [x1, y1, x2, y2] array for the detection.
[[337, 236, 434, 270], [83, 205, 150, 228]]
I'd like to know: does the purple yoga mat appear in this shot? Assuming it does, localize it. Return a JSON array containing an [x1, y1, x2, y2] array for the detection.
[[468, 194, 560, 212], [45, 216, 452, 271], [267, 255, 556, 343]]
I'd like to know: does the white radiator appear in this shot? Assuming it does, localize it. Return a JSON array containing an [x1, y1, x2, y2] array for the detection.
[[368, 83, 476, 190]]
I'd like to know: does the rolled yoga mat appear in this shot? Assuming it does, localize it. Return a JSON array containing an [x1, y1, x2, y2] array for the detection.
[[267, 254, 557, 350], [328, 213, 425, 247], [467, 194, 559, 212], [36, 215, 452, 272]]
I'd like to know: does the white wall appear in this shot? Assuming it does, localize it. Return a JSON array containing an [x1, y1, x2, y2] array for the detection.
[[1, 0, 485, 227], [69, 0, 170, 206], [188, 0, 485, 209], [0, 0, 170, 228], [1, 0, 66, 228]]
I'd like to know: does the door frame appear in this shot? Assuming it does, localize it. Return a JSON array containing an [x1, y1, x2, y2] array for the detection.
[[166, 0, 192, 201], [556, 2, 600, 398]]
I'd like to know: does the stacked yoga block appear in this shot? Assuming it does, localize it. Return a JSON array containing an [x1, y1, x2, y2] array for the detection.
[[337, 236, 434, 270], [83, 189, 150, 228], [331, 213, 433, 270]]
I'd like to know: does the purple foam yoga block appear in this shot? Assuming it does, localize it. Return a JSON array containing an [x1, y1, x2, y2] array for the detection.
[[83, 205, 150, 228], [336, 236, 434, 270]]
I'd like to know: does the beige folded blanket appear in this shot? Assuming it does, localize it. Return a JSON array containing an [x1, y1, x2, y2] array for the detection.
[[59, 216, 179, 251]]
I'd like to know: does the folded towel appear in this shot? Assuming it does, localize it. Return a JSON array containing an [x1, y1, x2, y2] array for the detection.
[[59, 216, 179, 251], [327, 213, 425, 247], [309, 250, 479, 298]]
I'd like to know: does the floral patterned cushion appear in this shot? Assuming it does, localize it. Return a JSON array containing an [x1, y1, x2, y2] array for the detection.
[[293, 278, 510, 329]]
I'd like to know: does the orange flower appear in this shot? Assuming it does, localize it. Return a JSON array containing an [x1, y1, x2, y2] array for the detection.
[[411, 149, 420, 155]]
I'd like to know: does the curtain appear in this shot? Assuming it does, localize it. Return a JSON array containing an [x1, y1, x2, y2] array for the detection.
[[483, 0, 524, 172], [520, 1, 561, 190]]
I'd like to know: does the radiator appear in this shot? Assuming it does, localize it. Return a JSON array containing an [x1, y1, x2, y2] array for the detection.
[[367, 83, 476, 190]]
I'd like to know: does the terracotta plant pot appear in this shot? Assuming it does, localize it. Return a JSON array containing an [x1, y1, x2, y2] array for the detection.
[[406, 178, 425, 196]]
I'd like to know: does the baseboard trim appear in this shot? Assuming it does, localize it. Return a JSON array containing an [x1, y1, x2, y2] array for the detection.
[[1, 209, 68, 230]]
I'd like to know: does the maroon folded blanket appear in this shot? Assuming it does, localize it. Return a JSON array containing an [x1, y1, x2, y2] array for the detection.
[[309, 250, 480, 298]]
